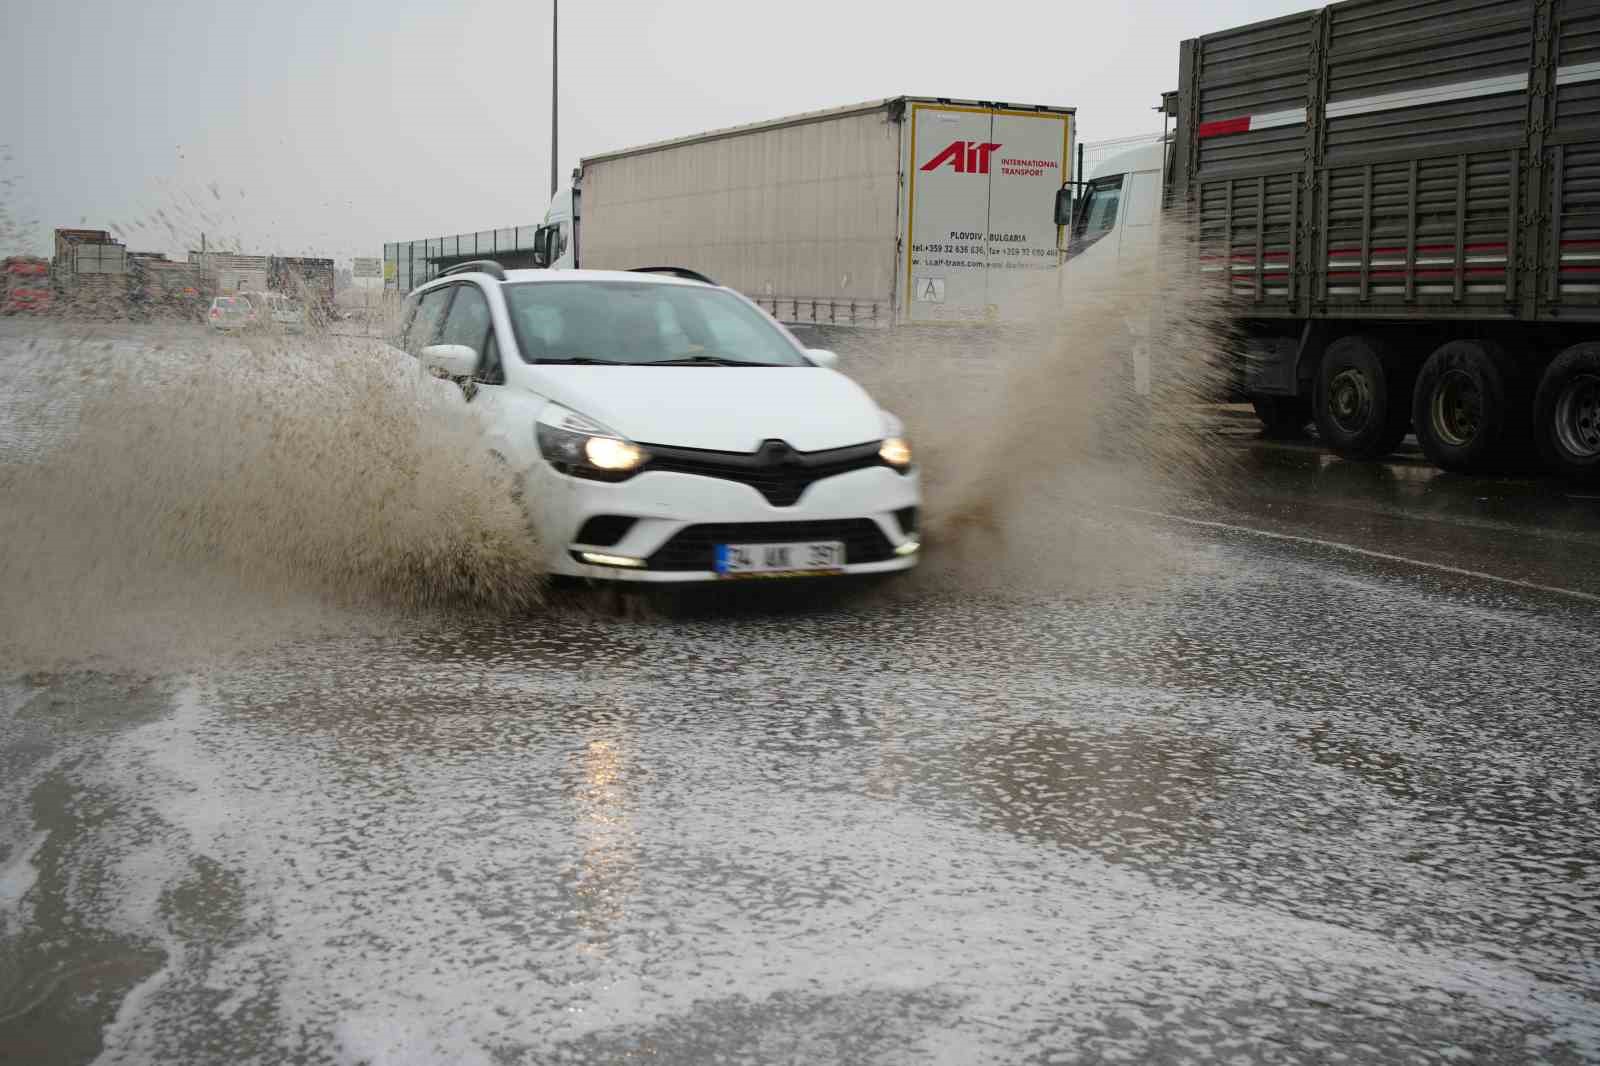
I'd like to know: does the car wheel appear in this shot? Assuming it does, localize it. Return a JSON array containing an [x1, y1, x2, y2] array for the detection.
[[1250, 395, 1312, 438], [1533, 343, 1600, 482], [1412, 339, 1523, 474], [1313, 335, 1410, 460]]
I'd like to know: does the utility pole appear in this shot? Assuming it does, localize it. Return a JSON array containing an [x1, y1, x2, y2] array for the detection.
[[550, 0, 559, 198]]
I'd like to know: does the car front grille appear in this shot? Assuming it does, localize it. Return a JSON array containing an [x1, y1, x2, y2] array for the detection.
[[647, 519, 895, 571], [641, 440, 889, 506]]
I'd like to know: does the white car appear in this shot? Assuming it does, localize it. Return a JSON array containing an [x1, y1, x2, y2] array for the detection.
[[396, 263, 920, 582], [206, 294, 257, 330], [207, 292, 305, 331], [242, 291, 308, 330]]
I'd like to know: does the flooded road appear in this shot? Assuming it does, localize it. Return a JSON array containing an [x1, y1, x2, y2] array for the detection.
[[1, 324, 1597, 1064]]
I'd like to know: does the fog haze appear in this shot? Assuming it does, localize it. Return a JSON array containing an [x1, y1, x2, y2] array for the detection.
[[1, 0, 1322, 262]]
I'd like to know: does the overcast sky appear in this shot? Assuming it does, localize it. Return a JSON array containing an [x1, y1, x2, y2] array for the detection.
[[1, 0, 1323, 263]]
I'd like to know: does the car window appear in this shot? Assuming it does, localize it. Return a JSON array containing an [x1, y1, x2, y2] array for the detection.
[[405, 286, 454, 354], [700, 299, 785, 354], [438, 284, 492, 354], [503, 282, 807, 366]]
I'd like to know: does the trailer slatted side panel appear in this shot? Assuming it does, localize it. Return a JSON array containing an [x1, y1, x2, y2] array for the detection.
[[1198, 172, 1300, 303], [1326, 93, 1531, 161], [1556, 2, 1600, 130], [1327, 0, 1530, 56], [1325, 0, 1532, 163], [1554, 142, 1600, 298], [1195, 14, 1314, 176], [1320, 150, 1516, 302]]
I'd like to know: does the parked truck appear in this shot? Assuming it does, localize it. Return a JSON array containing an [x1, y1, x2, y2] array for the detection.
[[535, 96, 1076, 326], [1081, 0, 1600, 480]]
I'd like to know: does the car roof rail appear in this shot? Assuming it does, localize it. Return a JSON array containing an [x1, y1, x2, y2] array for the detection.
[[439, 259, 507, 281], [629, 266, 719, 286]]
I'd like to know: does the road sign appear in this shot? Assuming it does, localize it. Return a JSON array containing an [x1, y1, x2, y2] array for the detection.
[[353, 257, 383, 278]]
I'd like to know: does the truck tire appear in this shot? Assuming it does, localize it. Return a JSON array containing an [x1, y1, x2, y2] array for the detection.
[[1411, 339, 1523, 474], [1533, 343, 1600, 482], [1313, 335, 1410, 460], [1250, 395, 1312, 438]]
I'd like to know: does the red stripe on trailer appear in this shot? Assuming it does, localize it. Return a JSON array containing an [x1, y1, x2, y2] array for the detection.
[[1197, 116, 1252, 139], [1325, 241, 1508, 259]]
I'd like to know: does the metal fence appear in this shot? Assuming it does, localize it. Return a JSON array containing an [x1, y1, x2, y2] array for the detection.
[[384, 225, 543, 293]]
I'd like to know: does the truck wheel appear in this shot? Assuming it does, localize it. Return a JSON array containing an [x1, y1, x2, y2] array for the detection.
[[1313, 336, 1410, 460], [1411, 339, 1522, 474], [1533, 343, 1600, 482], [1250, 395, 1312, 438]]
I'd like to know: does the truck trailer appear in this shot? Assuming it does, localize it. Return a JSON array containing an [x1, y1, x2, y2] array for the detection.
[[1154, 0, 1600, 479], [1081, 0, 1600, 476], [535, 97, 1076, 326]]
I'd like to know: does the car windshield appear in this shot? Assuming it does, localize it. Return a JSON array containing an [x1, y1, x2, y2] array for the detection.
[[503, 281, 809, 366]]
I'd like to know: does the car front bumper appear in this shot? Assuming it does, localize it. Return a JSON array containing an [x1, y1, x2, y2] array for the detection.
[[525, 460, 921, 583]]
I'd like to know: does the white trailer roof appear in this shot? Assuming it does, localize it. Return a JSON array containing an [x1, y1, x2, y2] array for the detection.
[[581, 96, 1075, 166]]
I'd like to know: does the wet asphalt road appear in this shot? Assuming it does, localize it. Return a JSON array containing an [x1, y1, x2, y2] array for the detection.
[[2, 326, 1599, 1064]]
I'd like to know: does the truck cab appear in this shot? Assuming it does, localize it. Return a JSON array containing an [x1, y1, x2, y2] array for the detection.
[[1064, 140, 1168, 273], [534, 187, 578, 270], [1059, 139, 1171, 396]]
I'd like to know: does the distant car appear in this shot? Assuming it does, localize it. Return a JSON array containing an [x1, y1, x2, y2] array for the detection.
[[395, 262, 920, 583], [242, 291, 307, 331], [208, 293, 306, 332], [206, 295, 257, 330]]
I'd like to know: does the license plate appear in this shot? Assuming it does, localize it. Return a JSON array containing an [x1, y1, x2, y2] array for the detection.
[[714, 541, 845, 577]]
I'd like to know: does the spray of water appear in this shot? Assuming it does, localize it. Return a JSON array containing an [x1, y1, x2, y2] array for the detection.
[[835, 230, 1237, 597], [0, 322, 546, 668]]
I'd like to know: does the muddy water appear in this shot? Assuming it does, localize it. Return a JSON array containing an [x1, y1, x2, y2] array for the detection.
[[0, 322, 546, 670]]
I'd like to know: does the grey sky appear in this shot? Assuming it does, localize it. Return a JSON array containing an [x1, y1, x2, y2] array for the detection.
[[2, 0, 1323, 263]]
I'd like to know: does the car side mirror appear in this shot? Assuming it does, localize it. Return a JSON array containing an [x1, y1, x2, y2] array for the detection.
[[1054, 186, 1074, 227], [806, 348, 839, 369], [420, 343, 479, 378]]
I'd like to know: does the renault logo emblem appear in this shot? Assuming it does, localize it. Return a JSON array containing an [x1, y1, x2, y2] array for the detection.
[[757, 440, 801, 467]]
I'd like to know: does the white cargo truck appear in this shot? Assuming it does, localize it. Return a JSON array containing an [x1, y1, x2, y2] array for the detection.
[[535, 97, 1076, 326]]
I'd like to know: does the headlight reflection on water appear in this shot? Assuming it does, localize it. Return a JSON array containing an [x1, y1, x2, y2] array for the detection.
[[570, 736, 638, 956]]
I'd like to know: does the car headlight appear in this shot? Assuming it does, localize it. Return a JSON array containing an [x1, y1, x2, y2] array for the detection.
[[879, 436, 913, 470], [536, 404, 650, 481]]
